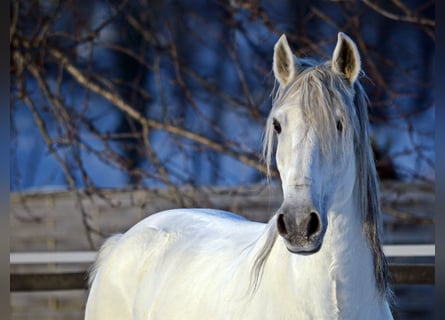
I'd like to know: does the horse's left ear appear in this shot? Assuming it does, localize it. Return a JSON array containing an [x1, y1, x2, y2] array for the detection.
[[332, 32, 361, 84]]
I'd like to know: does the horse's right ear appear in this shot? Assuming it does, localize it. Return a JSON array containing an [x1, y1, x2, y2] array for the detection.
[[273, 35, 297, 86]]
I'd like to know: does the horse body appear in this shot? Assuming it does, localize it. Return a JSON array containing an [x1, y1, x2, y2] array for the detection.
[[85, 32, 393, 319], [86, 206, 391, 319]]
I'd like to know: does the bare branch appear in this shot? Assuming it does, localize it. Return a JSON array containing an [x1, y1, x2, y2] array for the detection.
[[362, 0, 435, 27], [10, 0, 434, 240]]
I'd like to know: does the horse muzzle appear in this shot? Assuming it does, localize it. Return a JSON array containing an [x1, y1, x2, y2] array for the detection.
[[276, 204, 326, 254]]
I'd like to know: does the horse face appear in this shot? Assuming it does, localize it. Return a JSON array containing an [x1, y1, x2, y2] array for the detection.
[[274, 108, 359, 253], [271, 33, 360, 254]]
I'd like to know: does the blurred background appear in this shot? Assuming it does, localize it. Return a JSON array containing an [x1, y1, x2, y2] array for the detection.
[[10, 0, 434, 319]]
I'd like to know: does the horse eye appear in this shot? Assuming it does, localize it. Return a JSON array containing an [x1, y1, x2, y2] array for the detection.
[[273, 119, 281, 134], [336, 120, 343, 132]]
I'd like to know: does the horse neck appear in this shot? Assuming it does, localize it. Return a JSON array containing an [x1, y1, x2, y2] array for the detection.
[[325, 181, 365, 253], [295, 182, 383, 314]]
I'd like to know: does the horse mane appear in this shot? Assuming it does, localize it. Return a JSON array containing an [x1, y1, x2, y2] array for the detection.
[[255, 59, 392, 302], [353, 81, 394, 303]]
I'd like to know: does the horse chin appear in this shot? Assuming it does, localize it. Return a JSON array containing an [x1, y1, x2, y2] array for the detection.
[[285, 242, 322, 255]]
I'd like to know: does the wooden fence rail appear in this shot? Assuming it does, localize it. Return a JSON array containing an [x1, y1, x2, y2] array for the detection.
[[8, 244, 436, 264], [10, 263, 434, 292], [10, 181, 434, 251]]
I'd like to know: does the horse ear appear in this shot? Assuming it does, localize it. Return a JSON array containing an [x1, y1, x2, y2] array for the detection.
[[332, 32, 361, 84], [273, 34, 297, 86]]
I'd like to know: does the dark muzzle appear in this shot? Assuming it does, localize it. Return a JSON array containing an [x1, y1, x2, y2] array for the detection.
[[276, 204, 324, 254]]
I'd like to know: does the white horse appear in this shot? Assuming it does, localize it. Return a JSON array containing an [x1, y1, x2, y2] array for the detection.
[[85, 32, 394, 319]]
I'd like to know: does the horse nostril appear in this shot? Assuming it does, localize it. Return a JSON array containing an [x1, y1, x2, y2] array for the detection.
[[306, 212, 321, 238], [277, 213, 287, 236]]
